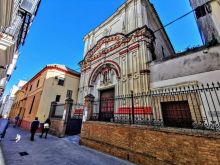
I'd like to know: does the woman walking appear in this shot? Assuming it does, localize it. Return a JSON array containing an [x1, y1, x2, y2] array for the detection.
[[40, 118, 51, 139]]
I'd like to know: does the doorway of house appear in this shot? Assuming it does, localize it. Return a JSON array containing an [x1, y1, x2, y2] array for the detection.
[[161, 101, 192, 128], [99, 88, 115, 122]]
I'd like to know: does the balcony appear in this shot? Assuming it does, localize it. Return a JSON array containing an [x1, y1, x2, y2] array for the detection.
[[0, 34, 15, 66], [0, 77, 7, 90], [0, 0, 14, 27], [6, 51, 18, 76]]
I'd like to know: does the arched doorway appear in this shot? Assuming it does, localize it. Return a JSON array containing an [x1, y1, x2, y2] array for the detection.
[[88, 61, 121, 121]]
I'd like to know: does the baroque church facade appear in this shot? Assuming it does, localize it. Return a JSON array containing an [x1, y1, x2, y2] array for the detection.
[[78, 0, 174, 103]]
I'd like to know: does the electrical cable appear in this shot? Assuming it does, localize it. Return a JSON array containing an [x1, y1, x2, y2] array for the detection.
[[153, 0, 215, 33]]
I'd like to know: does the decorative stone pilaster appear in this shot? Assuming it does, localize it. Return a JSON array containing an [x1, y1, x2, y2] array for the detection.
[[83, 94, 95, 121]]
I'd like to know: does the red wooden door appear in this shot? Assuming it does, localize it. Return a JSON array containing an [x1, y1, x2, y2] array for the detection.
[[99, 88, 115, 121], [161, 101, 192, 128]]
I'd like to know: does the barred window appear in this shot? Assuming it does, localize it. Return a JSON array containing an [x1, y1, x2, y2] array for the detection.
[[195, 4, 211, 19], [58, 78, 65, 86], [55, 95, 61, 102], [66, 90, 73, 98]]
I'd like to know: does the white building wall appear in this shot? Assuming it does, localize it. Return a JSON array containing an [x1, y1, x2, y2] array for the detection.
[[150, 45, 220, 126], [150, 45, 220, 86], [83, 0, 174, 59], [0, 0, 41, 101], [1, 80, 26, 116]]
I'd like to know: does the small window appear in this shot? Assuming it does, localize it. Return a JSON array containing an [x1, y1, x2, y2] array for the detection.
[[36, 80, 40, 87], [58, 78, 65, 86], [162, 46, 165, 58], [152, 53, 157, 61], [55, 95, 61, 102], [29, 85, 32, 91], [66, 90, 73, 98]]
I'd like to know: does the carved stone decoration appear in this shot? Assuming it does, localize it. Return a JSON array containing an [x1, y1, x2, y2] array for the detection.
[[100, 66, 112, 86], [103, 28, 110, 36], [122, 76, 127, 82], [88, 61, 121, 87], [133, 73, 139, 79], [81, 26, 155, 71]]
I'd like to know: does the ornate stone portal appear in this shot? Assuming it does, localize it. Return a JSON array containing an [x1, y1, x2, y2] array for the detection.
[[79, 26, 155, 102]]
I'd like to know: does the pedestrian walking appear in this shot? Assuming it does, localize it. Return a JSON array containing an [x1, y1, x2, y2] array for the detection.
[[40, 118, 51, 139], [0, 118, 9, 141], [13, 115, 20, 128], [30, 117, 40, 141]]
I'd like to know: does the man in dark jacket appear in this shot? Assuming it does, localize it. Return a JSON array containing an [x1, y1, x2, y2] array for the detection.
[[13, 115, 20, 128], [30, 117, 40, 141]]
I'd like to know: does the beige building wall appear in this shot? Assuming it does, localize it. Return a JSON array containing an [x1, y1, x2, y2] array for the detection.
[[36, 70, 80, 122], [0, 0, 14, 27], [21, 70, 46, 125], [211, 0, 220, 35], [9, 88, 27, 126], [16, 65, 80, 130]]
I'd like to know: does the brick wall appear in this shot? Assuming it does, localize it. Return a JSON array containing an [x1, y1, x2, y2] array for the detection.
[[80, 122, 220, 165]]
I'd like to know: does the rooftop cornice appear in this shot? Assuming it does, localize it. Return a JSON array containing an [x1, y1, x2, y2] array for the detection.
[[21, 64, 80, 90], [83, 0, 134, 41]]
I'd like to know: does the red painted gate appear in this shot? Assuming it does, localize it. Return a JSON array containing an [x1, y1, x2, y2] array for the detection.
[[161, 101, 192, 128]]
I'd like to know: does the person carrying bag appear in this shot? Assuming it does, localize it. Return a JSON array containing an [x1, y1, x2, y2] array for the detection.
[[39, 118, 51, 139]]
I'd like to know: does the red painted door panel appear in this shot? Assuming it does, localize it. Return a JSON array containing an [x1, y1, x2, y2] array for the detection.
[[99, 88, 115, 121], [161, 101, 192, 128]]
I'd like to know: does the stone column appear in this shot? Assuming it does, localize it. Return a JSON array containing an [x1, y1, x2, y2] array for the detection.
[[49, 101, 57, 118], [61, 98, 73, 137], [64, 98, 73, 124], [84, 94, 95, 121]]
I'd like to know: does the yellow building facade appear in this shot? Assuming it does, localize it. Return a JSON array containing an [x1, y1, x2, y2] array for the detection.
[[9, 88, 26, 124], [10, 64, 80, 130]]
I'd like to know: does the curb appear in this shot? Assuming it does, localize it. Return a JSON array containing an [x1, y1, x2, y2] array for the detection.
[[0, 144, 6, 165]]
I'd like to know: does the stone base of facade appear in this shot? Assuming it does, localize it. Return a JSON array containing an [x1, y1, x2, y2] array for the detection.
[[49, 119, 65, 137], [20, 120, 31, 130], [80, 121, 220, 165]]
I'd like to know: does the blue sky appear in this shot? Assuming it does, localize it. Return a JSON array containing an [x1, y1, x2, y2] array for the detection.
[[4, 0, 202, 95]]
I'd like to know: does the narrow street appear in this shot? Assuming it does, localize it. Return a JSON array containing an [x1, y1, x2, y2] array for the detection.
[[0, 126, 133, 165]]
